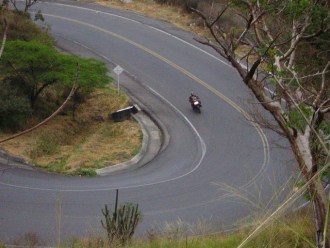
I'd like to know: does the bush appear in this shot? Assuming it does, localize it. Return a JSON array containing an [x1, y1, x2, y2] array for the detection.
[[29, 134, 60, 159], [2, 10, 54, 45], [71, 168, 97, 177], [0, 80, 32, 131]]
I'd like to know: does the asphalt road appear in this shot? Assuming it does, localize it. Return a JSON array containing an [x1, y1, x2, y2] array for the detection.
[[0, 1, 296, 245]]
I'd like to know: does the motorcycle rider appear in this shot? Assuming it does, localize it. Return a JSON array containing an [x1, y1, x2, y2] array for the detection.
[[189, 92, 201, 106]]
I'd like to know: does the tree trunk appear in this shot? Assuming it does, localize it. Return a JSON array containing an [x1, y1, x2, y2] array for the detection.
[[309, 180, 330, 248], [286, 132, 329, 248]]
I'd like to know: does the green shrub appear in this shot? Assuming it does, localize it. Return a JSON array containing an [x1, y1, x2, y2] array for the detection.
[[29, 134, 60, 159], [71, 168, 97, 177], [0, 80, 32, 131]]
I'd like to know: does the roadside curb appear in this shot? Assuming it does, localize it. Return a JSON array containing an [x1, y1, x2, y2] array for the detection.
[[0, 149, 34, 170]]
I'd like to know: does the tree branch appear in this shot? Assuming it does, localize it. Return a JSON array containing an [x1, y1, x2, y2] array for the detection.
[[34, 79, 57, 101], [7, 60, 30, 85], [314, 61, 330, 107], [279, 15, 310, 63], [193, 37, 226, 58], [192, 8, 230, 58], [0, 18, 8, 59], [236, 14, 253, 45], [210, 4, 229, 27], [9, 0, 19, 12], [321, 106, 330, 114], [24, 0, 38, 12], [302, 15, 329, 40]]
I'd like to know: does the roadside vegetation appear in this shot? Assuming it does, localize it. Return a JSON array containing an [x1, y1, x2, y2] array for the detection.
[[0, 6, 142, 175], [5, 210, 316, 247], [96, 0, 209, 36], [0, 1, 328, 247]]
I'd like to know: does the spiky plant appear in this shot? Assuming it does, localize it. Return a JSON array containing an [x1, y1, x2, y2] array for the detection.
[[101, 189, 142, 245]]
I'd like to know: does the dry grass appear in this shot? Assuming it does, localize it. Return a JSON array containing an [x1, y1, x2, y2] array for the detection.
[[64, 210, 315, 247], [96, 0, 211, 37], [0, 86, 142, 175]]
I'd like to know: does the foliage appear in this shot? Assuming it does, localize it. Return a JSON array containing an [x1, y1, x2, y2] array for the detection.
[[0, 40, 63, 107], [285, 104, 313, 132], [101, 189, 142, 246], [0, 40, 110, 111], [0, 80, 32, 131], [70, 168, 97, 177], [61, 54, 111, 90]]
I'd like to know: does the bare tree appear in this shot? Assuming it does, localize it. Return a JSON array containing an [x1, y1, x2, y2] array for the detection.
[[193, 1, 329, 247], [9, 0, 38, 13], [1, 0, 9, 9]]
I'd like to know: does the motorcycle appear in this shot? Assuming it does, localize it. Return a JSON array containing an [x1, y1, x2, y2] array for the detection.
[[190, 96, 202, 113]]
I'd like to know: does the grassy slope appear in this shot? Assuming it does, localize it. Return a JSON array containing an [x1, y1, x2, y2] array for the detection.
[[96, 0, 206, 34], [0, 87, 142, 175]]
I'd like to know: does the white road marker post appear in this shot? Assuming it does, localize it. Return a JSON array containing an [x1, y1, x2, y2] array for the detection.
[[113, 65, 124, 95]]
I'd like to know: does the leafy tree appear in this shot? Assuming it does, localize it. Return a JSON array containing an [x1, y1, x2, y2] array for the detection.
[[0, 80, 32, 131], [0, 40, 110, 109], [192, 0, 329, 247], [0, 10, 110, 130]]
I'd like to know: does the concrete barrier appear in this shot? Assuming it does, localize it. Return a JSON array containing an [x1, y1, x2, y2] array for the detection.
[[110, 105, 139, 122]]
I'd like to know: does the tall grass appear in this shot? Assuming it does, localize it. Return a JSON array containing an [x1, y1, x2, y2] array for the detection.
[[48, 196, 314, 248], [6, 217, 314, 248]]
